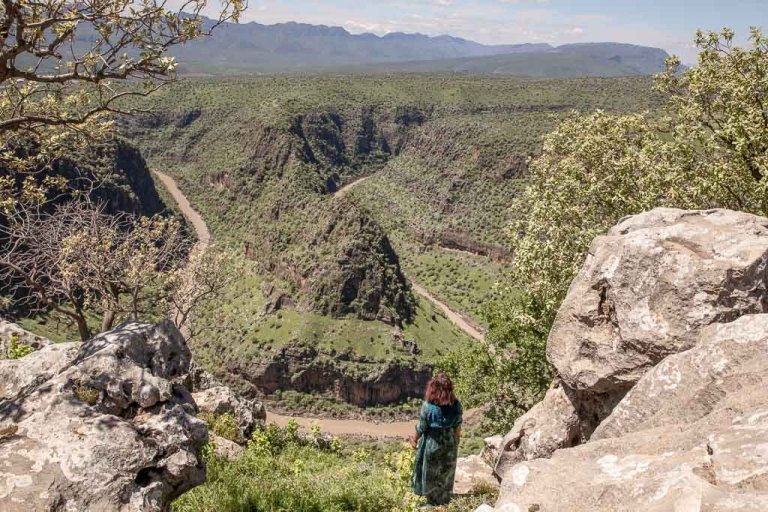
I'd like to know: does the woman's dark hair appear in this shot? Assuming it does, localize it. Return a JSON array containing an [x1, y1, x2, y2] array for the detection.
[[425, 373, 457, 406]]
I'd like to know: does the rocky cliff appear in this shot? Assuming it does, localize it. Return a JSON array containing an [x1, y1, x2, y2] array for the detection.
[[0, 138, 164, 218], [484, 208, 768, 511], [0, 320, 263, 511], [224, 342, 432, 407], [127, 104, 423, 325]]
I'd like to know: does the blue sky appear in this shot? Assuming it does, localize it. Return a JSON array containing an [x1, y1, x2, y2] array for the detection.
[[237, 0, 767, 63]]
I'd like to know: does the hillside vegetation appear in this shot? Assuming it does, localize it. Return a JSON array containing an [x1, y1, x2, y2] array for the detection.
[[121, 74, 661, 409]]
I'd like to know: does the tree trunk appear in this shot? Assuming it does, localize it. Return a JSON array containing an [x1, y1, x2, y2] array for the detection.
[[76, 316, 91, 342], [101, 310, 116, 334]]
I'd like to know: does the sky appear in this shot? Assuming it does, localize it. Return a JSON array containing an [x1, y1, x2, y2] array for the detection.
[[231, 0, 768, 63]]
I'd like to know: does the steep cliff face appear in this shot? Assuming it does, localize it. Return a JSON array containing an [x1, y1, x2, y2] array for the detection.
[[305, 199, 414, 323], [223, 343, 432, 407], [19, 138, 165, 217]]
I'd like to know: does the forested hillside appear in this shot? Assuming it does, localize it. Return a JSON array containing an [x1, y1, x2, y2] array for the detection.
[[122, 74, 662, 410]]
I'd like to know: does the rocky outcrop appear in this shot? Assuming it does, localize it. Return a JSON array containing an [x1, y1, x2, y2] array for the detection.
[[548, 208, 768, 393], [487, 209, 768, 511], [307, 199, 415, 325], [493, 314, 768, 511], [192, 385, 266, 443], [454, 455, 500, 496], [491, 382, 581, 476], [229, 342, 432, 407], [0, 321, 207, 512]]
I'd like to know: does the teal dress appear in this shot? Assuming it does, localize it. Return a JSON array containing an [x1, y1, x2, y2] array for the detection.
[[412, 400, 463, 505]]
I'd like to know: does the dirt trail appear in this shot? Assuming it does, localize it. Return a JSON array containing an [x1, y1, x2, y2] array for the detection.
[[155, 170, 481, 438], [411, 282, 484, 342], [267, 411, 414, 439], [334, 176, 371, 199], [333, 175, 485, 342], [153, 171, 211, 248]]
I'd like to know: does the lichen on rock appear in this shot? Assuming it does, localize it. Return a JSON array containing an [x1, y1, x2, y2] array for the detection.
[[0, 321, 209, 511]]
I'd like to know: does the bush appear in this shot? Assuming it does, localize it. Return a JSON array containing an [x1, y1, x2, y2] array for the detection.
[[4, 334, 34, 359], [200, 412, 242, 443], [174, 423, 425, 512]]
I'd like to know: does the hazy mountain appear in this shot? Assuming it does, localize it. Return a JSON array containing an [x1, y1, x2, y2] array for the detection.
[[171, 18, 552, 73], [350, 43, 671, 77], [168, 18, 667, 76]]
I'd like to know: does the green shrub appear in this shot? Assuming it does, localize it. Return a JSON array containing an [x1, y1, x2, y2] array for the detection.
[[73, 385, 100, 406], [200, 412, 242, 443], [174, 423, 425, 512], [4, 335, 34, 360]]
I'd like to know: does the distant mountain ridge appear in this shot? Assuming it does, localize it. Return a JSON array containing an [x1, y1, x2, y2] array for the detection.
[[171, 17, 670, 77]]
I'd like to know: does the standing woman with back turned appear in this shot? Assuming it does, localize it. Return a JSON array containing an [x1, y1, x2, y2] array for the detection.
[[411, 373, 463, 506]]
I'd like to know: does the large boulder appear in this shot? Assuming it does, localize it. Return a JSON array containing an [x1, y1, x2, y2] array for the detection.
[[492, 208, 768, 472], [491, 313, 768, 511], [549, 208, 768, 393], [0, 321, 208, 512], [486, 208, 768, 511], [491, 382, 580, 477]]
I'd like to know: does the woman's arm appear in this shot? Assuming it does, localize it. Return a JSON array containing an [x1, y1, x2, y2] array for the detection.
[[411, 402, 429, 449], [455, 426, 462, 442]]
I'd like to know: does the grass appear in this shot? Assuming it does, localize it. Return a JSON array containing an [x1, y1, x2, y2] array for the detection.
[[173, 423, 497, 512], [191, 256, 472, 365], [402, 248, 503, 326]]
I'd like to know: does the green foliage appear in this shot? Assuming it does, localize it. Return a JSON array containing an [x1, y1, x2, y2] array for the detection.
[[440, 291, 552, 431], [457, 28, 768, 432], [174, 424, 426, 512], [512, 27, 768, 315], [201, 412, 241, 443], [4, 334, 33, 359], [73, 385, 100, 406], [176, 423, 493, 512]]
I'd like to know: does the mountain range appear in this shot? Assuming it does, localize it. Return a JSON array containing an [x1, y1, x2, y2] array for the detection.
[[168, 18, 671, 77]]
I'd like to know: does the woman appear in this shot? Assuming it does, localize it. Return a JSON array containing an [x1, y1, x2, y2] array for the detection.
[[410, 373, 463, 506]]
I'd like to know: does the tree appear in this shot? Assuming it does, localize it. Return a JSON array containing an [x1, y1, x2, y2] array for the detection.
[[0, 199, 184, 340], [656, 28, 768, 213], [0, 0, 244, 339], [165, 245, 238, 340], [0, 0, 244, 206], [0, 199, 235, 340], [455, 28, 768, 431]]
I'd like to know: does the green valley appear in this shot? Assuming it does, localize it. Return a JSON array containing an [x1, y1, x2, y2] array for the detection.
[[121, 73, 662, 411]]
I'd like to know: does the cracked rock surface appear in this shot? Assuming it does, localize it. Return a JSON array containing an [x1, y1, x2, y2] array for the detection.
[[0, 320, 208, 512], [487, 209, 768, 511]]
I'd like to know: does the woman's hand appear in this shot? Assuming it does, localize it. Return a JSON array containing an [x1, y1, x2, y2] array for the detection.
[[409, 434, 419, 450]]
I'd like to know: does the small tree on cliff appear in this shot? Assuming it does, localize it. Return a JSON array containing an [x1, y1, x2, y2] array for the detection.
[[447, 28, 768, 430], [0, 199, 234, 340]]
